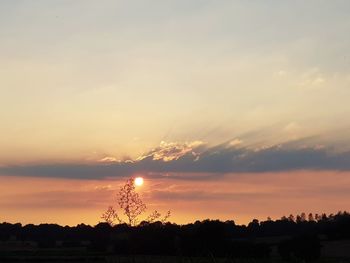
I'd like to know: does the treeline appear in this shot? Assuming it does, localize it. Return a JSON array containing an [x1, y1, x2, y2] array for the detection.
[[1, 211, 350, 260]]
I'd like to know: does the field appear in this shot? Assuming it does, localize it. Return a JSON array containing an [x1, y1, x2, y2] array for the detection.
[[0, 253, 349, 263]]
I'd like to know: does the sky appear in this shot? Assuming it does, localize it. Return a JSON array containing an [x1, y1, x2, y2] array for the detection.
[[1, 0, 350, 226]]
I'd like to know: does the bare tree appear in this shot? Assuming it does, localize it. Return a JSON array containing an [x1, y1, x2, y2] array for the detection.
[[101, 178, 170, 226], [118, 178, 146, 226], [146, 210, 171, 224], [101, 206, 122, 226]]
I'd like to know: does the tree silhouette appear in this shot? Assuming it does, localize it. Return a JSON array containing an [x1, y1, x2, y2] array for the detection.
[[101, 178, 170, 226], [308, 213, 315, 222], [118, 178, 147, 226]]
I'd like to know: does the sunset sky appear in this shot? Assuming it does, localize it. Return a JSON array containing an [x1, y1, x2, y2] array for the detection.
[[1, 0, 350, 226]]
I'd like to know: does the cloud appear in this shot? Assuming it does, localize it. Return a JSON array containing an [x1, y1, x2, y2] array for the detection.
[[151, 189, 276, 202], [0, 189, 113, 209], [99, 156, 118, 163], [137, 141, 204, 162], [229, 139, 243, 147], [297, 68, 326, 90], [1, 139, 350, 179]]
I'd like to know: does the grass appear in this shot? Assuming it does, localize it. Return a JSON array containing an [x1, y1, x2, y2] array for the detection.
[[1, 252, 349, 263], [106, 255, 350, 263]]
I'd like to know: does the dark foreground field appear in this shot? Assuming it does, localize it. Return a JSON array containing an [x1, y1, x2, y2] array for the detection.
[[0, 253, 350, 263], [1, 212, 350, 262]]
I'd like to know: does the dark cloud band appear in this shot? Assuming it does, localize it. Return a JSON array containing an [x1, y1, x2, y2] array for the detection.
[[1, 140, 350, 179]]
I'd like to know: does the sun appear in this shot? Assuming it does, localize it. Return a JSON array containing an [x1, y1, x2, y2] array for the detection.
[[134, 177, 144, 186]]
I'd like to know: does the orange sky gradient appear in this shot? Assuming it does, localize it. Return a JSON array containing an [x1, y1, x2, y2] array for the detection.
[[1, 170, 349, 226], [1, 1, 350, 227]]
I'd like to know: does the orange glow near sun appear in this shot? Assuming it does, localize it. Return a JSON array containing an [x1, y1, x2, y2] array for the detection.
[[134, 177, 144, 186]]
